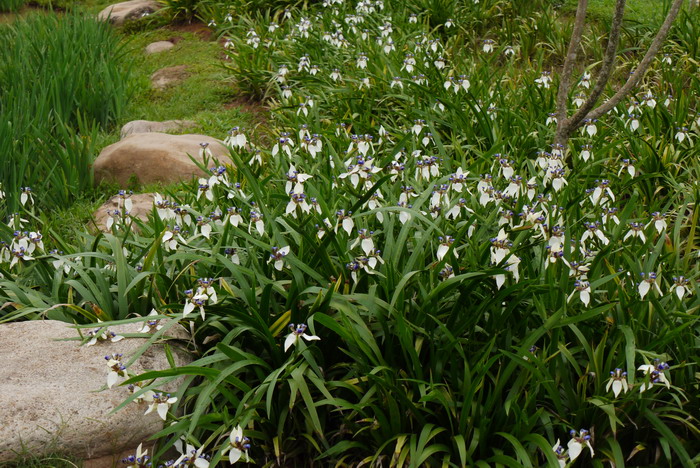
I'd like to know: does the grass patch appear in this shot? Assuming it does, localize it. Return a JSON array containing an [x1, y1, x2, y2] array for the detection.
[[563, 0, 680, 24]]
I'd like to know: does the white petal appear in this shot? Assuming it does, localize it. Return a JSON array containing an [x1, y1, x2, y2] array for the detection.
[[157, 403, 169, 420], [639, 281, 650, 299], [229, 448, 242, 464], [612, 380, 622, 397], [107, 371, 119, 388], [284, 333, 297, 352], [568, 440, 583, 461]]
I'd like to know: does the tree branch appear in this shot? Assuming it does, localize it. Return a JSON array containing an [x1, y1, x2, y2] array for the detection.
[[566, 0, 626, 129], [585, 0, 685, 121], [555, 0, 589, 127]]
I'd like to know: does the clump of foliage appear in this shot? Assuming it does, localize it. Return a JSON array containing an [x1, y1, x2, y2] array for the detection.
[[0, 11, 131, 213], [1, 0, 700, 467], [0, 0, 24, 13]]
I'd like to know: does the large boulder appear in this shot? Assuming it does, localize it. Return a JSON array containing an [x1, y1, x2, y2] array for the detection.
[[151, 65, 190, 90], [97, 1, 161, 26], [93, 193, 156, 232], [0, 319, 191, 466], [120, 119, 197, 139], [93, 133, 231, 186]]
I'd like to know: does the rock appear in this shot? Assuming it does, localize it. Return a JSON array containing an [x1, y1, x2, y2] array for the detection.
[[145, 40, 174, 54], [93, 133, 231, 186], [120, 119, 197, 139], [0, 320, 191, 464], [97, 1, 161, 26], [150, 65, 189, 90], [93, 193, 156, 232]]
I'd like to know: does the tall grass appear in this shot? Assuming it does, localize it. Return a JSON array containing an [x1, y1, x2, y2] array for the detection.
[[0, 11, 131, 213], [0, 0, 25, 13]]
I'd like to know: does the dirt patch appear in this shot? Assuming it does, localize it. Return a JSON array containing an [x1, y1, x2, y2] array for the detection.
[[166, 21, 213, 41], [224, 96, 270, 124]]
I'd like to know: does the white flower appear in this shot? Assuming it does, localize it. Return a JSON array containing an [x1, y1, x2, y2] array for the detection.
[[606, 368, 629, 397], [583, 119, 597, 137], [85, 322, 124, 346], [552, 440, 568, 468], [173, 442, 210, 468], [226, 425, 251, 464], [284, 323, 320, 351], [638, 272, 662, 299], [670, 276, 691, 299], [105, 353, 128, 389], [675, 126, 690, 143], [567, 429, 594, 462], [121, 443, 151, 468], [285, 164, 312, 193], [127, 383, 155, 404], [144, 393, 177, 420], [183, 289, 210, 319], [268, 246, 290, 271], [534, 71, 552, 89], [436, 236, 456, 261], [623, 222, 645, 243], [638, 360, 671, 392], [627, 114, 640, 132], [225, 126, 248, 149], [647, 212, 667, 234], [20, 187, 33, 206], [567, 280, 591, 306]]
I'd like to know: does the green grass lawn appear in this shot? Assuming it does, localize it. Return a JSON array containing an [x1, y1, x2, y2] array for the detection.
[[563, 0, 677, 24]]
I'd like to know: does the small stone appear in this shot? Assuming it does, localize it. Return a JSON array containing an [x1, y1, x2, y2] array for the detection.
[[97, 0, 160, 26], [145, 41, 174, 54], [150, 65, 189, 90], [120, 119, 197, 139]]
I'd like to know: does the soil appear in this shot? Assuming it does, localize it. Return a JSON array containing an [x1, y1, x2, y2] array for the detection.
[[166, 20, 213, 41]]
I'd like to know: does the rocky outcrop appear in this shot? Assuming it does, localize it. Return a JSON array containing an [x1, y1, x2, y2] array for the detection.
[[120, 119, 197, 139], [93, 133, 231, 186], [0, 320, 191, 465], [97, 1, 161, 26]]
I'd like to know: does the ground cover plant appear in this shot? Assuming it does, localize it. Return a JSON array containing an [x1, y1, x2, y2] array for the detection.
[[1, 0, 699, 467]]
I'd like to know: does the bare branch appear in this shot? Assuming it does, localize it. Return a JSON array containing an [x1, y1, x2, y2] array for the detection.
[[585, 0, 685, 121], [555, 0, 589, 126], [567, 0, 627, 128]]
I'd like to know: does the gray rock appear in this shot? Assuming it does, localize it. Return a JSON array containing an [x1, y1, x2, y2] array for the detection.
[[97, 1, 161, 26], [0, 320, 191, 464], [120, 119, 197, 139], [93, 133, 232, 186], [145, 41, 175, 55], [150, 65, 190, 90]]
